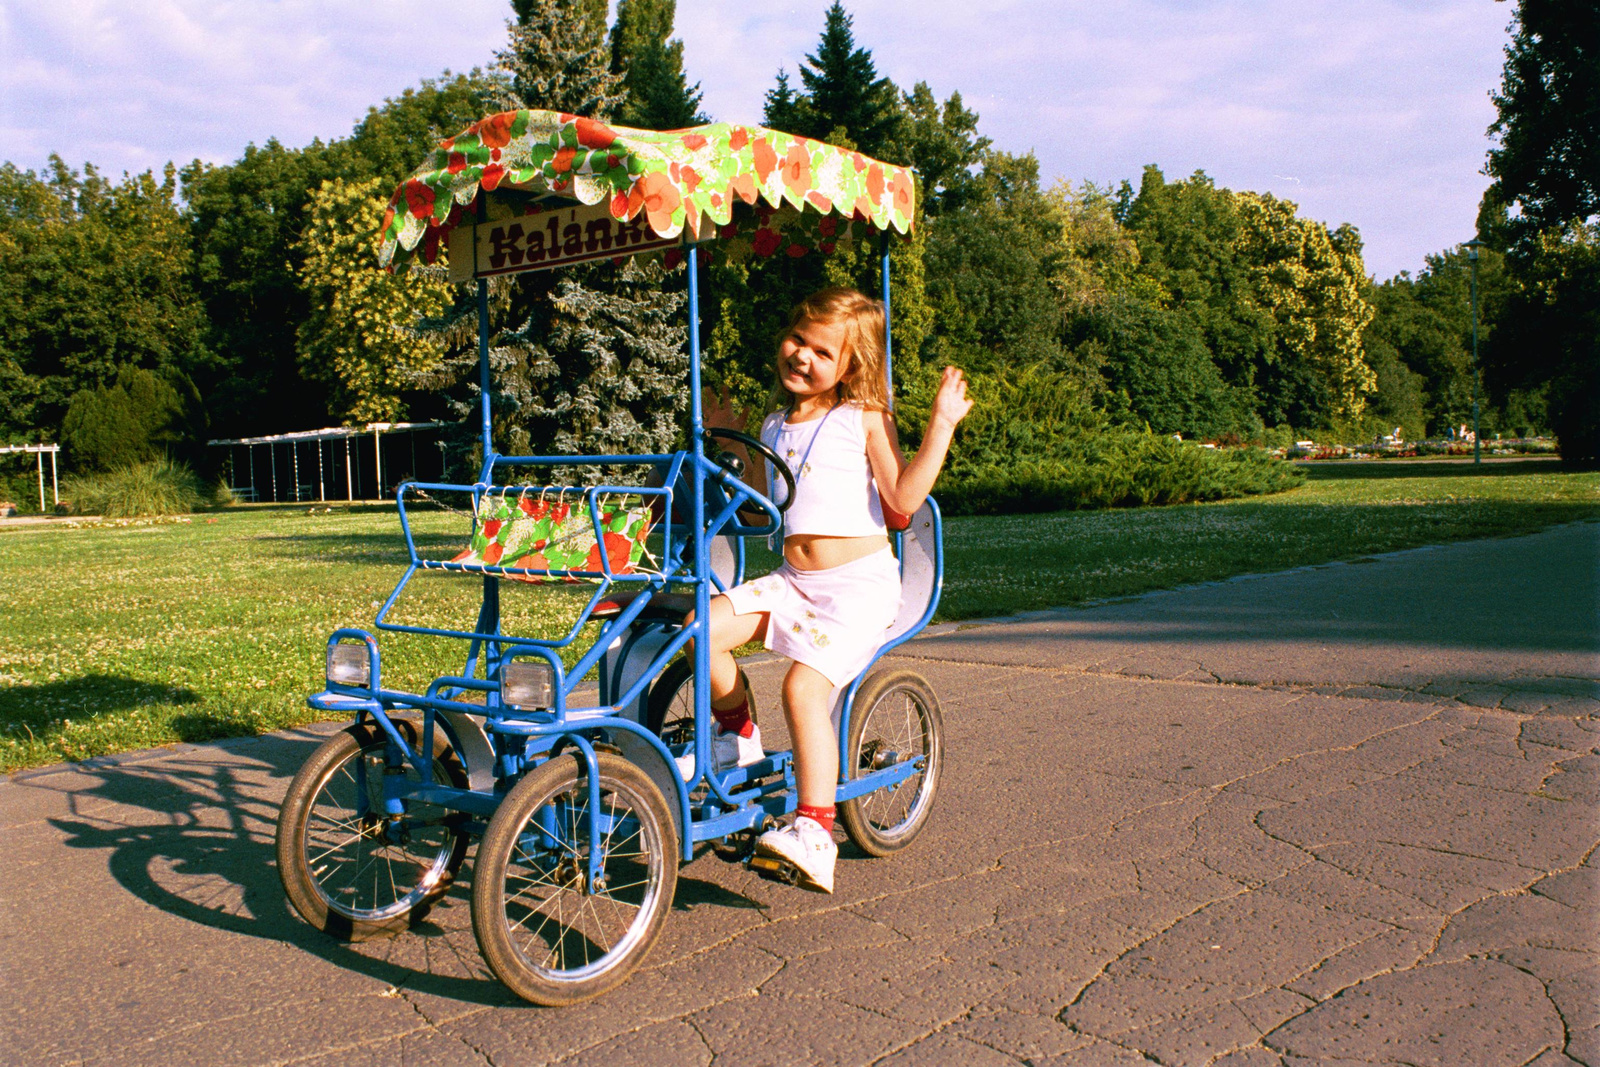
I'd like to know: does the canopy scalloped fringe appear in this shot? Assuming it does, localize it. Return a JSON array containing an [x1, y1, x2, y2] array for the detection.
[[378, 110, 916, 271]]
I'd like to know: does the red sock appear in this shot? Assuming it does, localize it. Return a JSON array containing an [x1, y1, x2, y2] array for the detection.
[[797, 804, 835, 832], [711, 694, 753, 738]]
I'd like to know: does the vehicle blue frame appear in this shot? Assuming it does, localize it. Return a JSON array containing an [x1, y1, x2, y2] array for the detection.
[[305, 215, 944, 866]]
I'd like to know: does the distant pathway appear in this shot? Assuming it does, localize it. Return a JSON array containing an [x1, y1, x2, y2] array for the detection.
[[2, 521, 1595, 1066]]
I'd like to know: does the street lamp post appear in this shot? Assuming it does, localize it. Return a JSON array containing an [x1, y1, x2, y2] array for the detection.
[[1465, 239, 1482, 465]]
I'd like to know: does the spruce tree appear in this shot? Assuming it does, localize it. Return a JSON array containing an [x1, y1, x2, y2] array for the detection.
[[762, 69, 810, 134], [494, 0, 625, 117], [482, 0, 688, 465], [792, 2, 900, 156], [609, 0, 706, 130]]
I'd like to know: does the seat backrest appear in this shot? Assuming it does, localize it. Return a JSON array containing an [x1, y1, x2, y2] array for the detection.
[[886, 499, 939, 643]]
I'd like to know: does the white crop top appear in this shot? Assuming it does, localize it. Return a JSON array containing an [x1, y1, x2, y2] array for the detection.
[[760, 402, 887, 538]]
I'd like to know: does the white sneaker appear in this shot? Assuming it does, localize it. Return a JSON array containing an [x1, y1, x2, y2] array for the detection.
[[755, 815, 838, 893], [675, 723, 764, 782]]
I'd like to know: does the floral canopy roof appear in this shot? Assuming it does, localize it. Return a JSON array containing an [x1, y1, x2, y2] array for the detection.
[[379, 110, 916, 271]]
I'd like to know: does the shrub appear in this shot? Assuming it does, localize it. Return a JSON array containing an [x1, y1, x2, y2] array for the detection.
[[938, 433, 1305, 516], [60, 366, 201, 473], [61, 457, 201, 518], [895, 360, 1305, 516]]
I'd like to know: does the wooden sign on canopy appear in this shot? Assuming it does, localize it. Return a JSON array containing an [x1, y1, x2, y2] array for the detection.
[[446, 199, 677, 282]]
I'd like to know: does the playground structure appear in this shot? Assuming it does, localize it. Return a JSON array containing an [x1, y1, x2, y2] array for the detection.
[[208, 422, 448, 503], [0, 443, 60, 513]]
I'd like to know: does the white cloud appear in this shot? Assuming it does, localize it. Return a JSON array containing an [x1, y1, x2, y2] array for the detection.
[[0, 0, 1510, 277]]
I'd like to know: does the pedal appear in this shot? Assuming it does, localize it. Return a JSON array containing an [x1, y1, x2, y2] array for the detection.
[[747, 853, 800, 885]]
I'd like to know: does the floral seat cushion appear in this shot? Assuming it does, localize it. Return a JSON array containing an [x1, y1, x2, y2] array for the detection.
[[451, 491, 652, 581]]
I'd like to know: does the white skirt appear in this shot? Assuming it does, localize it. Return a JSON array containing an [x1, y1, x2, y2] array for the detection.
[[721, 547, 902, 687]]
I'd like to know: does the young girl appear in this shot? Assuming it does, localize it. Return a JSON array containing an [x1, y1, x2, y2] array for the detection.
[[684, 286, 972, 893]]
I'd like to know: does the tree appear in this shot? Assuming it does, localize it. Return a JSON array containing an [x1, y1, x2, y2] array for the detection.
[[1482, 0, 1600, 463], [1485, 221, 1600, 460], [338, 70, 502, 187], [1485, 0, 1599, 234], [1234, 193, 1375, 421], [761, 3, 899, 157], [60, 365, 199, 471], [762, 69, 807, 134], [922, 152, 1065, 375], [295, 178, 454, 424], [1122, 167, 1276, 405], [509, 260, 688, 461], [1045, 180, 1149, 315], [1121, 168, 1377, 428], [181, 72, 500, 442], [494, 0, 625, 116], [609, 0, 705, 129], [1084, 298, 1255, 440], [466, 0, 689, 461], [0, 159, 208, 444], [181, 139, 337, 437], [1367, 245, 1512, 437], [895, 82, 988, 217], [799, 3, 900, 156]]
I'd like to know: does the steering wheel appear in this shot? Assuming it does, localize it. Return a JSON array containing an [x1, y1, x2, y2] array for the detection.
[[705, 427, 796, 514]]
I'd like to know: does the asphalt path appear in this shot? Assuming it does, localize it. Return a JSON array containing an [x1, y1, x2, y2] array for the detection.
[[3, 521, 1596, 1066]]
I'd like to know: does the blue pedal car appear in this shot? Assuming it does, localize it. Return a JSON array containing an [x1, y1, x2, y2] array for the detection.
[[274, 110, 946, 1005]]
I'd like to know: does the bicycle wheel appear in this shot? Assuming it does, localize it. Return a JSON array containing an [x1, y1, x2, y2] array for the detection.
[[472, 750, 677, 1006], [276, 720, 469, 940], [645, 660, 757, 750], [837, 669, 943, 857]]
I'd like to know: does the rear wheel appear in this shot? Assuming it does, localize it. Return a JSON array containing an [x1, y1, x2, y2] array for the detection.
[[276, 719, 469, 940], [837, 669, 943, 857], [471, 750, 677, 1006], [645, 660, 757, 751]]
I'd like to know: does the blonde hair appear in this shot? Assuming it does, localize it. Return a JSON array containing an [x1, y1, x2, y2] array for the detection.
[[771, 287, 890, 412]]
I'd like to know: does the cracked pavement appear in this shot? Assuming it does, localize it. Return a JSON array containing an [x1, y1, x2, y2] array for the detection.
[[3, 521, 1596, 1066]]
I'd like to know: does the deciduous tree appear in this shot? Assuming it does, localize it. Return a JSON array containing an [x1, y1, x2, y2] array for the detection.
[[0, 159, 208, 444], [1485, 0, 1599, 234], [295, 177, 453, 424]]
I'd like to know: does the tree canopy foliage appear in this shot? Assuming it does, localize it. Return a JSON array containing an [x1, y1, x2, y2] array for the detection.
[[609, 0, 705, 129], [1486, 0, 1599, 234], [1481, 0, 1599, 463], [6, 0, 1584, 486], [0, 160, 208, 441]]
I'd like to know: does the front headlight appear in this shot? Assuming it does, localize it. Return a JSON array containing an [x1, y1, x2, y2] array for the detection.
[[501, 660, 553, 711], [326, 643, 371, 687]]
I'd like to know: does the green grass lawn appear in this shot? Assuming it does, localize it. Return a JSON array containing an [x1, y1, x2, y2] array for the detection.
[[1, 457, 1594, 772]]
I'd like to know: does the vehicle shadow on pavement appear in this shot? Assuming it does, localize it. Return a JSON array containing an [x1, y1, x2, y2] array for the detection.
[[38, 735, 533, 1007], [36, 729, 774, 1009]]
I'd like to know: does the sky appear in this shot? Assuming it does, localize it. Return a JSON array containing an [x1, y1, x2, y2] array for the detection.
[[0, 0, 1514, 280]]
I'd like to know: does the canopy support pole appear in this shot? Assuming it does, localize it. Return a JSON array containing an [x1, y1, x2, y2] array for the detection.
[[36, 449, 44, 512], [687, 239, 711, 796], [880, 235, 894, 412], [477, 278, 492, 477], [345, 438, 353, 501], [373, 426, 383, 501]]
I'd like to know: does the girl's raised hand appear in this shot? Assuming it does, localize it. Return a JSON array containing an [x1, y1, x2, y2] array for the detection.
[[930, 366, 973, 431]]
